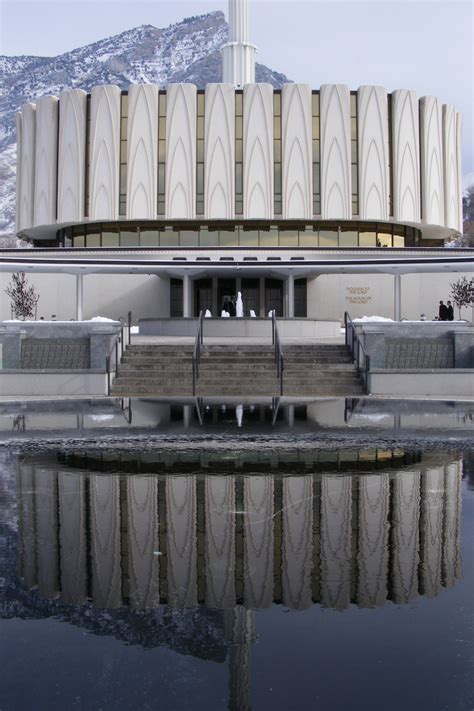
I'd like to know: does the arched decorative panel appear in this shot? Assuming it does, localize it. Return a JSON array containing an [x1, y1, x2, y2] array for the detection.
[[243, 83, 274, 219], [420, 96, 444, 225], [15, 112, 22, 233], [90, 474, 122, 608], [420, 467, 444, 598], [320, 474, 352, 610], [205, 476, 236, 608], [58, 472, 87, 605], [57, 89, 87, 222], [18, 102, 36, 231], [34, 468, 59, 598], [205, 83, 235, 219], [392, 90, 420, 223], [34, 95, 59, 227], [358, 85, 389, 220], [455, 112, 463, 233], [357, 473, 389, 607], [391, 470, 421, 603], [127, 84, 159, 220], [166, 475, 197, 607], [320, 84, 351, 219], [443, 104, 459, 231], [166, 83, 197, 219], [244, 476, 274, 608], [282, 476, 313, 610], [89, 85, 121, 220], [127, 476, 160, 609], [281, 83, 312, 219], [442, 463, 462, 588]]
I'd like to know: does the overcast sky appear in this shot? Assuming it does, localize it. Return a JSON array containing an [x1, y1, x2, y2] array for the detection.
[[1, 0, 472, 185]]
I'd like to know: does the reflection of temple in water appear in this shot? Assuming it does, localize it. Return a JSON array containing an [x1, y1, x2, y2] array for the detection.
[[14, 452, 462, 710], [17, 453, 462, 609]]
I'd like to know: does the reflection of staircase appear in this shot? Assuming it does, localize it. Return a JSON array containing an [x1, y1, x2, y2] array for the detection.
[[110, 343, 366, 396]]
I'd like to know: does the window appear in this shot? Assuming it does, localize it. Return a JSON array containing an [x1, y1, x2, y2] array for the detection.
[[196, 91, 205, 216], [119, 93, 128, 217], [350, 92, 359, 216], [235, 91, 243, 215], [157, 91, 166, 215], [274, 92, 282, 215], [170, 278, 183, 317], [312, 92, 321, 215]]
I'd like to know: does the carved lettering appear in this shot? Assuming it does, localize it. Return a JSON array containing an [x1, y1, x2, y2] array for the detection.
[[345, 286, 372, 304]]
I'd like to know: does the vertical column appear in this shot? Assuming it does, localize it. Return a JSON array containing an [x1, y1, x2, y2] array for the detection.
[[127, 84, 159, 219], [205, 84, 235, 219], [127, 476, 160, 609], [357, 86, 389, 220], [357, 473, 389, 607], [58, 471, 87, 605], [15, 111, 22, 234], [243, 84, 274, 218], [90, 474, 122, 608], [320, 85, 351, 219], [18, 103, 36, 230], [183, 274, 191, 317], [89, 85, 121, 220], [442, 461, 462, 588], [281, 84, 312, 218], [420, 96, 444, 225], [76, 274, 84, 321], [166, 475, 197, 607], [391, 469, 421, 604], [57, 89, 87, 222], [17, 464, 37, 588], [282, 476, 313, 609], [259, 277, 265, 317], [287, 274, 295, 318], [394, 273, 401, 321], [205, 476, 236, 609], [34, 468, 59, 599], [320, 474, 352, 610], [34, 95, 59, 227], [392, 90, 420, 223], [243, 476, 274, 608], [166, 84, 197, 219], [420, 466, 444, 598]]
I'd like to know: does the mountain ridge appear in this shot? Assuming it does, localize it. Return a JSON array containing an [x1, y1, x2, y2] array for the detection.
[[0, 11, 290, 239]]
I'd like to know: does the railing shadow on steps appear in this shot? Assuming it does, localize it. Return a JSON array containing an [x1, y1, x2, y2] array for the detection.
[[272, 310, 285, 396], [192, 310, 204, 396], [106, 311, 132, 396], [344, 311, 371, 394]]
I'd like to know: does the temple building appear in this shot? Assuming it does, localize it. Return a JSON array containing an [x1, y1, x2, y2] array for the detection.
[[1, 0, 472, 322]]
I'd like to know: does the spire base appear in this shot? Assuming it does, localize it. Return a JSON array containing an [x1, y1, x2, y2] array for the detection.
[[221, 42, 257, 88]]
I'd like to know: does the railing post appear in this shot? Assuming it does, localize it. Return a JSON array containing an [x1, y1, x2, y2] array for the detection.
[[128, 311, 132, 344], [115, 338, 119, 378]]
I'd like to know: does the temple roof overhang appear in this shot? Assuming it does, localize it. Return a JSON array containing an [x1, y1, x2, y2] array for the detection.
[[0, 247, 473, 278]]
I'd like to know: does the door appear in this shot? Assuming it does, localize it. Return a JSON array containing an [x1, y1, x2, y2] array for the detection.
[[265, 279, 284, 316], [194, 278, 212, 316], [241, 278, 260, 316]]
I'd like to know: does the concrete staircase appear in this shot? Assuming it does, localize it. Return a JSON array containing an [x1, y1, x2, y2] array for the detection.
[[110, 343, 366, 397]]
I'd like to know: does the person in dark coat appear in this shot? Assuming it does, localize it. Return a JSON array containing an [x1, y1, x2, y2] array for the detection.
[[446, 300, 454, 321], [439, 300, 448, 321], [228, 296, 237, 317]]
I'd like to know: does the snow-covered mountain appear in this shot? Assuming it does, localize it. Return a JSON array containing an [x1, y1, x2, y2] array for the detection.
[[0, 11, 289, 238]]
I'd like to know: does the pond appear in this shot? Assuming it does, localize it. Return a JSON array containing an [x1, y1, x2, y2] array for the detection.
[[0, 398, 473, 710]]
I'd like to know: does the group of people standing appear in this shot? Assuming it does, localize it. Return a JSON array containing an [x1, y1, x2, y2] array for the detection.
[[223, 296, 237, 317], [438, 300, 454, 321]]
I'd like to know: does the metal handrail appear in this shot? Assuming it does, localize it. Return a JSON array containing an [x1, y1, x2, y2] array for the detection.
[[192, 311, 204, 396], [344, 311, 371, 391], [127, 311, 133, 345], [271, 310, 284, 396]]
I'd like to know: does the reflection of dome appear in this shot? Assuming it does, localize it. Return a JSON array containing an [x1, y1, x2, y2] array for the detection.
[[15, 452, 462, 612]]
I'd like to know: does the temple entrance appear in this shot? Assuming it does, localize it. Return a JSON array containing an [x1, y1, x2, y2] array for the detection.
[[194, 278, 212, 316], [186, 276, 304, 318], [265, 279, 284, 317]]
